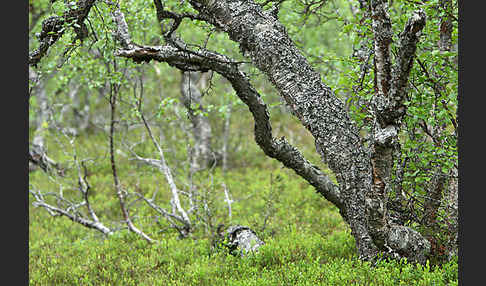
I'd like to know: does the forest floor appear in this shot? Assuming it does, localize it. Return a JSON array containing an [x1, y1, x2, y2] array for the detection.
[[29, 116, 457, 285]]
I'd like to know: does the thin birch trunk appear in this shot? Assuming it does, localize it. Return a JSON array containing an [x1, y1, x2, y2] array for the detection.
[[180, 71, 214, 172]]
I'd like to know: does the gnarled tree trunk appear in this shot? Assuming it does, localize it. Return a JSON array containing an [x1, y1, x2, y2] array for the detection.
[[185, 0, 430, 263], [113, 0, 431, 263]]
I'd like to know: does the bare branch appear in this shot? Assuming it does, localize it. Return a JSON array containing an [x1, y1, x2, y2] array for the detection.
[[134, 192, 190, 238], [221, 103, 232, 173], [108, 70, 155, 243], [29, 149, 112, 236], [116, 42, 342, 209], [110, 0, 343, 220], [136, 94, 192, 228], [31, 192, 113, 235], [222, 183, 233, 219]]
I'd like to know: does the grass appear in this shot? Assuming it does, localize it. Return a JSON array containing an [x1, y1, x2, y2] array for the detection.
[[29, 219, 458, 285], [29, 103, 458, 285]]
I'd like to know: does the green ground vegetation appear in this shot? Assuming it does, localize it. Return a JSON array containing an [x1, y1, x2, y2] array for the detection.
[[29, 0, 458, 284]]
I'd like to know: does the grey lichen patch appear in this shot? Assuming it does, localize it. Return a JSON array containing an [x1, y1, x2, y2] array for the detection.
[[226, 225, 265, 257], [374, 125, 398, 146], [387, 225, 431, 264]]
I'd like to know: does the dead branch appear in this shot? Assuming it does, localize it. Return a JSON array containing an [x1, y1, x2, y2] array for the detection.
[[29, 144, 112, 236], [108, 66, 155, 243]]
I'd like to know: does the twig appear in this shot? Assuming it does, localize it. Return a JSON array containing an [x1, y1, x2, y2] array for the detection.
[[222, 183, 233, 220], [108, 61, 155, 243]]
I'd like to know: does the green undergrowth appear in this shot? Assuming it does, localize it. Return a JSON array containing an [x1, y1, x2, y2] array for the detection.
[[29, 122, 457, 285], [29, 222, 457, 285]]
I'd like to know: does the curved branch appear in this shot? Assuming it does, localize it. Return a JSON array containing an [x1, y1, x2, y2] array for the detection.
[[188, 0, 378, 260], [29, 0, 96, 66], [111, 2, 342, 225], [30, 188, 112, 236], [153, 0, 206, 38], [113, 0, 431, 263], [116, 43, 343, 209]]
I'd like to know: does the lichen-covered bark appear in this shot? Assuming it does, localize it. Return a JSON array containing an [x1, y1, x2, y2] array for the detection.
[[360, 2, 427, 251], [28, 0, 441, 263], [189, 0, 379, 260], [112, 5, 339, 236], [374, 10, 427, 127], [116, 44, 343, 210], [367, 7, 428, 261], [187, 0, 431, 263], [370, 0, 393, 99], [114, 0, 431, 263], [386, 225, 430, 263], [29, 0, 96, 66]]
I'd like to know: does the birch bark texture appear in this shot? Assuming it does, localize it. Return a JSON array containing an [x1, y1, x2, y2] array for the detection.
[[29, 0, 96, 66], [185, 0, 430, 263]]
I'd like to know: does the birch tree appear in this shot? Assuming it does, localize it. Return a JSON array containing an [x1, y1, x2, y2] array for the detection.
[[29, 0, 457, 264]]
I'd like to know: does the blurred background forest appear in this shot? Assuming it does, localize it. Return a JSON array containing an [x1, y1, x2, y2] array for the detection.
[[29, 0, 458, 284]]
